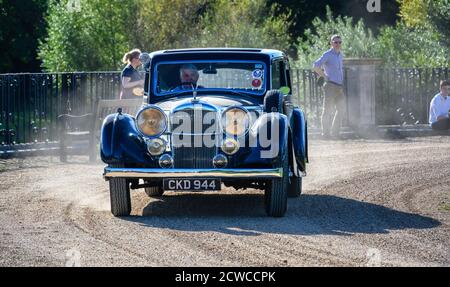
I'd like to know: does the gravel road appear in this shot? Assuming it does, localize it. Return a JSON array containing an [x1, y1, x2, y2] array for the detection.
[[1, 136, 449, 266]]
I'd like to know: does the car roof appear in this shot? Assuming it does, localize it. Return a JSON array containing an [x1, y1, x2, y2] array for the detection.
[[148, 48, 285, 60]]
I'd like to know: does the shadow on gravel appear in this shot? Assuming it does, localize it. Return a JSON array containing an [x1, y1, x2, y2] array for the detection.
[[123, 193, 441, 236]]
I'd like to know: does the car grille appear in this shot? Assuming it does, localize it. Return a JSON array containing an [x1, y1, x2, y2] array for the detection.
[[171, 106, 219, 168]]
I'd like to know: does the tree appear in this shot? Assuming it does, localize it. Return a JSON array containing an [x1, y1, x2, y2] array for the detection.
[[398, 0, 428, 28], [375, 23, 448, 67], [269, 0, 400, 41], [38, 0, 292, 72], [294, 6, 377, 68], [196, 0, 291, 50], [376, 0, 449, 67], [427, 0, 450, 48], [38, 0, 135, 71], [0, 0, 48, 73]]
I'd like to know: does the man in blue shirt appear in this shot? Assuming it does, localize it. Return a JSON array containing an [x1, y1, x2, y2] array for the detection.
[[313, 34, 345, 138]]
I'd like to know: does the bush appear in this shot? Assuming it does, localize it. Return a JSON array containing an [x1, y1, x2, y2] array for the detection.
[[375, 23, 449, 67], [38, 0, 292, 72], [294, 6, 377, 68]]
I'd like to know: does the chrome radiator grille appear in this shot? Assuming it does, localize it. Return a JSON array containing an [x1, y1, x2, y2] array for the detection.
[[170, 107, 218, 168]]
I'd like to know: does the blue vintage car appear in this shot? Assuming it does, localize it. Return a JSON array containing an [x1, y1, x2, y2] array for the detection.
[[101, 48, 308, 217]]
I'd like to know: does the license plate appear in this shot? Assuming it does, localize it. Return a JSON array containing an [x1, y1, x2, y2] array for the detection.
[[163, 178, 221, 191]]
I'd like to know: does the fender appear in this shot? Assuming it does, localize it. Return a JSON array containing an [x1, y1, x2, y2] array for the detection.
[[290, 108, 308, 171], [249, 112, 288, 162], [100, 112, 149, 164]]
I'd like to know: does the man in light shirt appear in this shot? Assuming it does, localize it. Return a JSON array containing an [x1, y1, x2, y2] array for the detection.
[[429, 80, 450, 130], [313, 34, 345, 138]]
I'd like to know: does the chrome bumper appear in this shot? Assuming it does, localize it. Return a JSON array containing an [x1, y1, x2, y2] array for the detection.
[[104, 167, 283, 179]]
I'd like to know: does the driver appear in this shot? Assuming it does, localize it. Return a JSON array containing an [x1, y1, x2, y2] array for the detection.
[[172, 64, 203, 90]]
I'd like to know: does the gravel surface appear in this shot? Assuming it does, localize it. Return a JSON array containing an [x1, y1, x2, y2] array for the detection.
[[0, 136, 449, 266]]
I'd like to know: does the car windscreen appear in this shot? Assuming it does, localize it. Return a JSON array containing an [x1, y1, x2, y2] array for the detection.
[[153, 61, 266, 96]]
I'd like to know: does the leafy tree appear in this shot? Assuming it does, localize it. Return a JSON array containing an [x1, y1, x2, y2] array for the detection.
[[294, 6, 377, 68], [39, 0, 292, 71], [427, 0, 450, 48], [398, 0, 428, 28], [38, 0, 135, 71], [375, 23, 448, 67], [0, 0, 48, 73], [131, 0, 209, 50], [269, 0, 400, 40], [196, 0, 291, 50], [376, 0, 449, 67]]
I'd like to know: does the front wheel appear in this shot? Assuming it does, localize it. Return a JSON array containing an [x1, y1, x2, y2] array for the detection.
[[144, 185, 164, 197], [264, 145, 289, 217], [109, 164, 131, 216]]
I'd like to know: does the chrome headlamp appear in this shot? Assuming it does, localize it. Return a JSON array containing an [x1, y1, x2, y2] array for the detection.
[[136, 106, 167, 137], [221, 107, 250, 136], [146, 138, 167, 156]]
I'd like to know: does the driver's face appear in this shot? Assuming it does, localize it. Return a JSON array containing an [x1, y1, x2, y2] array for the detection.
[[180, 69, 199, 84]]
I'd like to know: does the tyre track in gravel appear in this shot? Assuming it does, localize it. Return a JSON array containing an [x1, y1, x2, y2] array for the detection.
[[1, 137, 449, 266]]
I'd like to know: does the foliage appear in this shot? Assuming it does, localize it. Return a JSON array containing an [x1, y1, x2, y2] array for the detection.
[[294, 4, 449, 68], [398, 0, 428, 28], [294, 6, 377, 68], [375, 23, 449, 67], [427, 0, 450, 48], [269, 0, 400, 39], [38, 0, 291, 72], [38, 0, 135, 71], [0, 0, 48, 73], [196, 0, 291, 50], [378, 0, 449, 67]]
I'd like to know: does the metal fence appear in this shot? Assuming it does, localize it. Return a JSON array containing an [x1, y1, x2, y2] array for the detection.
[[374, 68, 449, 126], [0, 72, 120, 145], [0, 68, 448, 146]]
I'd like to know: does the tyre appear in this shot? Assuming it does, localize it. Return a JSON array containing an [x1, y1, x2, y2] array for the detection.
[[288, 176, 302, 197], [109, 164, 131, 216], [263, 90, 284, 113], [144, 185, 164, 197], [264, 140, 289, 217]]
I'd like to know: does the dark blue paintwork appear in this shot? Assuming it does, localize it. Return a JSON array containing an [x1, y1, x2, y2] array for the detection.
[[290, 108, 308, 171], [100, 48, 308, 184]]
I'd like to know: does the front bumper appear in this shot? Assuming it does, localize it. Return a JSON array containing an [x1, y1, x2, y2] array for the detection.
[[104, 167, 283, 179]]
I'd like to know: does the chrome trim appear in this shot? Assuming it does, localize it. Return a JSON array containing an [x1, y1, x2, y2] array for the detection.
[[212, 154, 228, 168], [135, 105, 168, 138], [221, 137, 240, 155], [104, 167, 282, 179], [221, 106, 251, 137], [159, 154, 174, 168]]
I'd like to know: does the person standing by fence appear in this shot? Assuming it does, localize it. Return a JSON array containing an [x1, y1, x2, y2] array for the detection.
[[120, 49, 145, 100], [313, 34, 345, 139], [429, 80, 450, 131]]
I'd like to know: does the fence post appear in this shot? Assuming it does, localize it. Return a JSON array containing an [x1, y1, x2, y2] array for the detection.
[[344, 58, 383, 133]]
